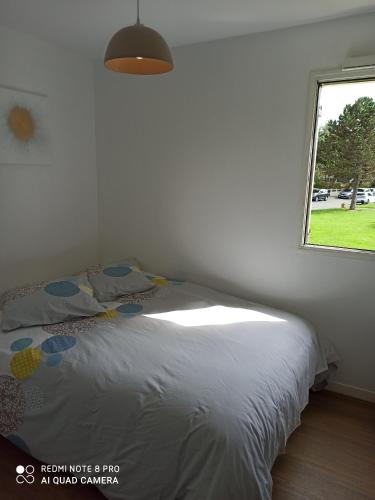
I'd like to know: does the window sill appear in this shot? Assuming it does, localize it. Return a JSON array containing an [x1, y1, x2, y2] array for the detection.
[[300, 243, 375, 260]]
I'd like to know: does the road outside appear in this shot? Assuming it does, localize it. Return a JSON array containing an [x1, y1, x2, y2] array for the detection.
[[311, 195, 361, 210]]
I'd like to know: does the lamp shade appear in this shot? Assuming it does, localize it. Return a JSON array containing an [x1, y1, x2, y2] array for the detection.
[[104, 24, 174, 75]]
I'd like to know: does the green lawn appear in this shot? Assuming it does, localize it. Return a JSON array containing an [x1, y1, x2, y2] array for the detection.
[[309, 204, 375, 251]]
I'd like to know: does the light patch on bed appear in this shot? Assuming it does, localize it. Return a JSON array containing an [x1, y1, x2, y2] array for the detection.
[[144, 306, 286, 327]]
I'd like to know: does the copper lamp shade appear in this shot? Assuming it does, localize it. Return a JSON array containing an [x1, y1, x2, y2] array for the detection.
[[105, 23, 174, 75]]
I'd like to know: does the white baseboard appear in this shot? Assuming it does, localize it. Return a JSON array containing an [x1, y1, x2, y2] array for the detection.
[[326, 382, 375, 403]]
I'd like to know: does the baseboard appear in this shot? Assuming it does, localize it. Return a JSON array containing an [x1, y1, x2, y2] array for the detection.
[[326, 382, 375, 403]]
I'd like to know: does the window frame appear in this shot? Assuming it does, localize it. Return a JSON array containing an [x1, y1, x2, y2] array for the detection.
[[301, 67, 375, 258]]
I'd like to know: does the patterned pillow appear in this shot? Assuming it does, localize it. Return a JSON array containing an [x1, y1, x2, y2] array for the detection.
[[1, 274, 104, 332], [87, 259, 153, 302]]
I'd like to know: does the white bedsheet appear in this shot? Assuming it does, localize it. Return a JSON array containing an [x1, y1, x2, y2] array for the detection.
[[0, 282, 337, 499]]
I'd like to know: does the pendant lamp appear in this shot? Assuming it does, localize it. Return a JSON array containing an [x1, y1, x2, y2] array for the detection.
[[104, 0, 174, 75]]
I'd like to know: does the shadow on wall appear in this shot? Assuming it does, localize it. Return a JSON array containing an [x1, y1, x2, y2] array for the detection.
[[0, 240, 98, 293]]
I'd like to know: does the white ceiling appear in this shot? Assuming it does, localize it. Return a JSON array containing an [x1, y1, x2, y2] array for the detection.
[[1, 0, 375, 59]]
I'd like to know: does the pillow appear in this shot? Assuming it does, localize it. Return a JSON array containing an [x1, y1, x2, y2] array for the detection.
[[1, 274, 104, 332], [87, 259, 153, 302]]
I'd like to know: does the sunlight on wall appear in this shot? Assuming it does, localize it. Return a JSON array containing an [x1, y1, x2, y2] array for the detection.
[[145, 305, 286, 327]]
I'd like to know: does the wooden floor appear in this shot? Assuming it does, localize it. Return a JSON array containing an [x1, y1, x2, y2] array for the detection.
[[272, 390, 375, 500], [0, 390, 374, 499]]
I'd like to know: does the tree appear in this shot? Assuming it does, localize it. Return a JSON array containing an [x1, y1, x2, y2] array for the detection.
[[316, 97, 375, 209]]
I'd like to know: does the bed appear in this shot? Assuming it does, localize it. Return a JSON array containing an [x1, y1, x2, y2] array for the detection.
[[0, 280, 337, 500]]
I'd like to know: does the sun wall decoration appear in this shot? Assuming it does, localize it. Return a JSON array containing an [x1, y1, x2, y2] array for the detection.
[[8, 106, 36, 142], [0, 85, 51, 165]]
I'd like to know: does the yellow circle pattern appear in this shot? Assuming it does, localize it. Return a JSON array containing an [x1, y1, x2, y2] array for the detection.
[[10, 348, 42, 380], [79, 284, 94, 296], [152, 277, 168, 286], [96, 310, 120, 321]]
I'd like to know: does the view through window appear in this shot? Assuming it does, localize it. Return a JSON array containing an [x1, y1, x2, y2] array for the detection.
[[305, 78, 375, 252]]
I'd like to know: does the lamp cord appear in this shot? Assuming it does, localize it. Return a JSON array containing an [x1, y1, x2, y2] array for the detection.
[[137, 0, 140, 24]]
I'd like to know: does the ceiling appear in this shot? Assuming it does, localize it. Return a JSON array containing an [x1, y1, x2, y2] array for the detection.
[[1, 0, 375, 59]]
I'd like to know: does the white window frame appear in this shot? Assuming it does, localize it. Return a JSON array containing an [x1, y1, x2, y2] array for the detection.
[[301, 67, 375, 258]]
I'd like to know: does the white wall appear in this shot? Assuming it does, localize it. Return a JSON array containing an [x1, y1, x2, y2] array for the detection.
[[0, 27, 98, 291], [95, 13, 375, 392]]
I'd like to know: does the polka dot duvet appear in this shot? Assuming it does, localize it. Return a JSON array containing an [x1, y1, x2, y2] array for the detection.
[[0, 279, 337, 500]]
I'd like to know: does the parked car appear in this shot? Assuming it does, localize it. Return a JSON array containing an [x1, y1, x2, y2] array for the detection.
[[338, 188, 353, 199], [312, 188, 329, 201], [356, 192, 371, 204], [357, 188, 371, 194]]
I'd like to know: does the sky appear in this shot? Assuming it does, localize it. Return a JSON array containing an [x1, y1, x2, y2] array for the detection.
[[318, 80, 375, 127]]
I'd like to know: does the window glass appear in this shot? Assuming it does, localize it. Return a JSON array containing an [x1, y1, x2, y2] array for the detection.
[[305, 79, 375, 252]]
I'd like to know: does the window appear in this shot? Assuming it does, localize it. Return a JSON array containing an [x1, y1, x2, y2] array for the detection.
[[303, 70, 375, 254]]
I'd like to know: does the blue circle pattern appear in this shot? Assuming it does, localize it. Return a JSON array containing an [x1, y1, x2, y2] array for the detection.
[[117, 303, 143, 317], [41, 335, 76, 354], [46, 353, 63, 367], [103, 266, 132, 278], [45, 281, 80, 297], [10, 338, 33, 352], [117, 303, 143, 314]]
